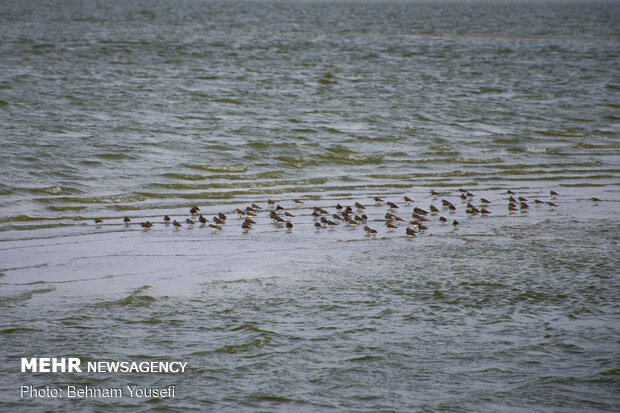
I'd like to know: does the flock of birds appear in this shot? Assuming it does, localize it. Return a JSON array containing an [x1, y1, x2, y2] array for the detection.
[[93, 189, 603, 239]]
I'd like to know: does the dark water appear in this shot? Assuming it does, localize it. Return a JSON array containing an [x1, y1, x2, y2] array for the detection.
[[1, 0, 619, 411]]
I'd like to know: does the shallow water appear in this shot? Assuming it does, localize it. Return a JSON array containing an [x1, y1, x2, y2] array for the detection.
[[1, 0, 619, 411]]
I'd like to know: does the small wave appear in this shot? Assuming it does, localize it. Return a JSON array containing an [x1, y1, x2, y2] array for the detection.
[[182, 163, 248, 173], [30, 186, 62, 195], [94, 153, 136, 160], [161, 173, 207, 181], [2, 326, 41, 333], [291, 128, 318, 133], [357, 135, 403, 142], [0, 287, 55, 307], [47, 205, 88, 212], [215, 339, 270, 353], [213, 98, 242, 105], [347, 355, 384, 362], [248, 394, 296, 403], [275, 153, 383, 168], [574, 142, 620, 149], [92, 293, 156, 309]]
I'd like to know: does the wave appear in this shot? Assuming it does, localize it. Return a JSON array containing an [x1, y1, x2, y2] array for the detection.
[[182, 163, 248, 173]]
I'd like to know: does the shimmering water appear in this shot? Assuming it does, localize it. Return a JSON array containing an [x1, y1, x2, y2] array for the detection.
[[1, 0, 619, 411]]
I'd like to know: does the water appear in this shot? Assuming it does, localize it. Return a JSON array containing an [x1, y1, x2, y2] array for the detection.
[[1, 0, 619, 411]]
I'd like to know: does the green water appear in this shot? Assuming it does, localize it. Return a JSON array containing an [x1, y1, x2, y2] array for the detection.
[[0, 0, 619, 411]]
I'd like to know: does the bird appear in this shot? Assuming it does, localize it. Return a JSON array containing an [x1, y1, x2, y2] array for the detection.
[[550, 190, 558, 198], [218, 212, 227, 221], [208, 224, 221, 232], [164, 215, 171, 224], [374, 197, 384, 204], [430, 205, 439, 214], [293, 199, 304, 206], [592, 197, 601, 203], [235, 208, 246, 217], [480, 209, 490, 216], [172, 220, 181, 228], [213, 217, 225, 225], [439, 216, 447, 223], [241, 221, 252, 232], [267, 199, 275, 207], [413, 207, 427, 216], [547, 202, 558, 209], [186, 218, 195, 227], [452, 220, 460, 228], [141, 221, 153, 229], [403, 196, 413, 205], [190, 206, 200, 215], [198, 215, 208, 224], [123, 217, 131, 225], [251, 203, 261, 210], [94, 219, 103, 226], [430, 190, 439, 198], [387, 201, 399, 210], [286, 221, 293, 230], [315, 222, 322, 229], [386, 223, 397, 231], [355, 202, 366, 210], [507, 190, 515, 195], [480, 198, 490, 205], [285, 212, 295, 219], [406, 227, 416, 238]]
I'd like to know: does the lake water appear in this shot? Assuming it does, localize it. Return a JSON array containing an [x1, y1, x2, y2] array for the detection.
[[1, 0, 619, 411]]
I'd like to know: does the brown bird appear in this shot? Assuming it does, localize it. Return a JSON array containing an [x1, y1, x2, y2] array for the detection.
[[123, 217, 131, 224], [403, 196, 413, 205], [406, 227, 416, 238]]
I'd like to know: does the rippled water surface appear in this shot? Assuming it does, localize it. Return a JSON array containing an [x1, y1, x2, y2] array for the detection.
[[1, 0, 619, 411]]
